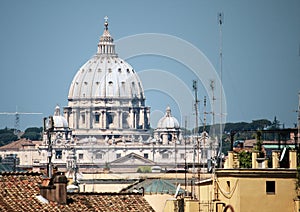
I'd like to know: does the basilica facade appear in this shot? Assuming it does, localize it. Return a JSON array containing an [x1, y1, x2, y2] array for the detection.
[[0, 18, 217, 174]]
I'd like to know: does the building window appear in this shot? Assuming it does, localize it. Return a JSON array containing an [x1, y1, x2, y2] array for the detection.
[[144, 153, 149, 159], [266, 181, 275, 194], [121, 81, 126, 95], [78, 153, 83, 160], [226, 181, 231, 192], [180, 153, 185, 159], [81, 114, 85, 124], [96, 153, 103, 159], [162, 153, 169, 159], [168, 134, 172, 141], [95, 113, 100, 123], [56, 150, 62, 159], [107, 113, 114, 126], [116, 153, 121, 159]]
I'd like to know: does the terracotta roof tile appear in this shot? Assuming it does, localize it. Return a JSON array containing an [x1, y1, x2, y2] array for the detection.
[[0, 172, 155, 212], [0, 139, 42, 150]]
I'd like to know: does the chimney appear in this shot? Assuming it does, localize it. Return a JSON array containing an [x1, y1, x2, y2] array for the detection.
[[225, 151, 239, 168], [40, 172, 68, 204], [53, 172, 68, 204], [272, 150, 280, 168], [226, 151, 234, 168], [289, 149, 297, 169], [252, 151, 258, 168]]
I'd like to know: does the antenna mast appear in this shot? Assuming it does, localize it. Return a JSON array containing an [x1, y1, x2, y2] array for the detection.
[[298, 92, 300, 150], [203, 96, 207, 170], [218, 12, 224, 168], [193, 80, 200, 168], [192, 80, 201, 202], [184, 117, 187, 192], [210, 80, 216, 137], [0, 107, 42, 135]]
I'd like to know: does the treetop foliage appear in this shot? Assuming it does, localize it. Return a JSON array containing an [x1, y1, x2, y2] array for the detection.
[[0, 127, 43, 147], [195, 119, 273, 135]]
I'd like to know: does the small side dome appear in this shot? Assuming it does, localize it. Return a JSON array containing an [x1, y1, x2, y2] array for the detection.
[[53, 105, 68, 128], [157, 106, 180, 129]]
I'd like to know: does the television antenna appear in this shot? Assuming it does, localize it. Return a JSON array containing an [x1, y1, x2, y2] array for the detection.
[[218, 12, 224, 168], [295, 92, 300, 148], [0, 106, 42, 135], [298, 92, 300, 147]]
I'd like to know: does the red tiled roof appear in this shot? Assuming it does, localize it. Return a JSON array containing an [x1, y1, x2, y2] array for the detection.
[[0, 172, 155, 212], [0, 139, 42, 151]]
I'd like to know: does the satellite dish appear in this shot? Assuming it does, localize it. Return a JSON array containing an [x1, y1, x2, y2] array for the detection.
[[279, 147, 287, 162], [174, 184, 181, 198]]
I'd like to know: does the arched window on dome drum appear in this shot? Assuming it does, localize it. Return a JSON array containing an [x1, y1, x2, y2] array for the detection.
[[120, 81, 126, 96], [107, 81, 113, 96], [81, 113, 85, 124], [131, 82, 136, 96], [107, 112, 114, 128], [95, 113, 100, 123], [122, 112, 129, 129]]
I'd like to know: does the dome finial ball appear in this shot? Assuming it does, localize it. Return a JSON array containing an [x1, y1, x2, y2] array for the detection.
[[104, 16, 109, 30]]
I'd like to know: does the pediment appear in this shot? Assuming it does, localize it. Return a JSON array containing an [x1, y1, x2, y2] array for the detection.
[[110, 152, 155, 165]]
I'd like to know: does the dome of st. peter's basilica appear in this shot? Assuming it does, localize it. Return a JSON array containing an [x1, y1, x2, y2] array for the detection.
[[63, 19, 150, 141]]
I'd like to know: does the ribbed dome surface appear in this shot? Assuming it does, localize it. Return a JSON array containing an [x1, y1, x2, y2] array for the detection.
[[68, 19, 144, 101], [157, 106, 180, 129], [68, 56, 144, 100]]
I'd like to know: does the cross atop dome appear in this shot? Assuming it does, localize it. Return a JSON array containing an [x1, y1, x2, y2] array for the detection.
[[104, 16, 109, 30], [97, 16, 116, 56]]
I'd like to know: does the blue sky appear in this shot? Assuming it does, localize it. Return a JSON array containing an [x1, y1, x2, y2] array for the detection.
[[0, 0, 299, 130]]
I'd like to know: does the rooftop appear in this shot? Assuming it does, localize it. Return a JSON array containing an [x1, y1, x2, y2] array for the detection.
[[0, 172, 155, 211], [0, 139, 41, 151]]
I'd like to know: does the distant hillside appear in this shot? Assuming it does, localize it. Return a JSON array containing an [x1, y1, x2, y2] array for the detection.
[[0, 128, 18, 147], [196, 119, 273, 134], [0, 127, 42, 147], [0, 118, 283, 148]]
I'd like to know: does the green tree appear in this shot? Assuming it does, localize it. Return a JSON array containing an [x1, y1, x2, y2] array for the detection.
[[21, 127, 43, 140], [239, 151, 252, 168], [137, 166, 152, 173], [249, 119, 272, 130], [254, 131, 264, 158], [0, 128, 18, 146], [271, 116, 280, 129]]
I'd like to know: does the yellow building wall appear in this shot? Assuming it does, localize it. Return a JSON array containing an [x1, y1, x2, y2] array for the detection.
[[163, 198, 177, 212], [217, 176, 297, 212], [144, 194, 174, 212], [185, 199, 199, 212], [216, 177, 240, 212]]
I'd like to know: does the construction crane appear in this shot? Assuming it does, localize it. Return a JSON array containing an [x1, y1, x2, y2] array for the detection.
[[0, 107, 42, 135]]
